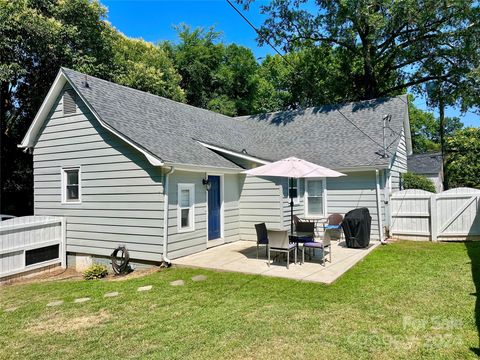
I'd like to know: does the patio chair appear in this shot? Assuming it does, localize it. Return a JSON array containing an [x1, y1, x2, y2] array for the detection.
[[302, 236, 332, 267], [254, 223, 269, 259], [323, 213, 344, 241], [267, 229, 297, 269], [294, 221, 315, 243]]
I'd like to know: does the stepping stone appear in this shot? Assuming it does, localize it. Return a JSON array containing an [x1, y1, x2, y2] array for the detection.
[[137, 285, 152, 292], [47, 300, 63, 307], [191, 275, 208, 282], [170, 280, 185, 286], [104, 291, 119, 298], [74, 297, 91, 303], [4, 307, 17, 312]]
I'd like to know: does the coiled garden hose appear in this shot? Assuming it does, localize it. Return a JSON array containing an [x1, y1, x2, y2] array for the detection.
[[111, 246, 130, 275]]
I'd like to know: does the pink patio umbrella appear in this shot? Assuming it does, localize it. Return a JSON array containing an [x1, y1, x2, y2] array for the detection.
[[243, 157, 346, 234]]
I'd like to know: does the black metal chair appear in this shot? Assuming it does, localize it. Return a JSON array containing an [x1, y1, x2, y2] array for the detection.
[[295, 221, 315, 243], [255, 223, 269, 259]]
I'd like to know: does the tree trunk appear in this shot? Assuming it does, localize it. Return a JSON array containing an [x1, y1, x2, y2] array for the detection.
[[439, 97, 448, 190], [0, 81, 5, 213]]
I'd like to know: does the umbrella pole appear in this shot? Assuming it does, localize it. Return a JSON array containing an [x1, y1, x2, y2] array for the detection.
[[290, 178, 294, 234]]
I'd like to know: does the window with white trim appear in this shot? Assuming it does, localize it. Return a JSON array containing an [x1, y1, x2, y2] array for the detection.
[[289, 178, 300, 205], [62, 167, 81, 203], [305, 179, 326, 217], [178, 184, 195, 232]]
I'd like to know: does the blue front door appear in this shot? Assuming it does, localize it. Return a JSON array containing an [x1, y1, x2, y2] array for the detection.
[[208, 176, 221, 240]]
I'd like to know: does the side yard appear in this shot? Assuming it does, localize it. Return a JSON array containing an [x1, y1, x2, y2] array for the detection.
[[1, 241, 479, 360]]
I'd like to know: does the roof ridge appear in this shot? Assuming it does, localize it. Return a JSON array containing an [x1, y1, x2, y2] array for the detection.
[[60, 67, 235, 121], [235, 94, 408, 119]]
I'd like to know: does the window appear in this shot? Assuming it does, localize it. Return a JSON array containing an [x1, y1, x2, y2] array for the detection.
[[305, 179, 326, 217], [63, 89, 77, 115], [62, 167, 81, 203], [178, 184, 195, 232], [289, 178, 300, 205]]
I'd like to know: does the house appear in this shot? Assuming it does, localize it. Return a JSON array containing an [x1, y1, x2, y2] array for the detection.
[[20, 68, 412, 266], [407, 152, 444, 192]]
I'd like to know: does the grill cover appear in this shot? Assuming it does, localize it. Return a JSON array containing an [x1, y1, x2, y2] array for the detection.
[[341, 208, 372, 248]]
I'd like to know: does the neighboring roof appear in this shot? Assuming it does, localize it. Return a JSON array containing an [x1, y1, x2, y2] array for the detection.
[[408, 152, 443, 174], [22, 68, 412, 170]]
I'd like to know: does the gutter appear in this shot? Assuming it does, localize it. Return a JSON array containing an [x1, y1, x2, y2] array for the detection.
[[375, 169, 385, 243], [162, 166, 175, 265]]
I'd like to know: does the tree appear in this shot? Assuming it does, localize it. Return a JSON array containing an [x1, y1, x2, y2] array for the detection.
[[408, 95, 463, 153], [0, 0, 117, 214], [445, 128, 480, 189], [112, 34, 185, 102], [402, 172, 436, 193], [165, 25, 224, 109], [239, 0, 480, 101], [166, 25, 259, 116]]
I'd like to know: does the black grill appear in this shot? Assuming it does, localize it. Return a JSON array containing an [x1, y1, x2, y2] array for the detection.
[[341, 208, 372, 248]]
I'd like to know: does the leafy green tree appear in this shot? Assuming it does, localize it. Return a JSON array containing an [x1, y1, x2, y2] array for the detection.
[[445, 128, 480, 189], [166, 25, 259, 116], [239, 0, 480, 101], [253, 46, 353, 113], [402, 172, 436, 193], [209, 44, 258, 116], [0, 0, 117, 214], [408, 96, 463, 153], [112, 34, 185, 102], [165, 25, 224, 109]]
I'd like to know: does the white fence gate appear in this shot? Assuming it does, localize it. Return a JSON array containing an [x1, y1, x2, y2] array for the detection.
[[391, 188, 480, 241], [0, 216, 65, 278]]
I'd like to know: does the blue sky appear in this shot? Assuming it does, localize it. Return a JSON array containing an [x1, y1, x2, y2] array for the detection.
[[102, 0, 478, 127]]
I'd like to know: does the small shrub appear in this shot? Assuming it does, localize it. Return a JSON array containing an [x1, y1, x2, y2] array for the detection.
[[402, 172, 436, 192], [83, 264, 108, 280]]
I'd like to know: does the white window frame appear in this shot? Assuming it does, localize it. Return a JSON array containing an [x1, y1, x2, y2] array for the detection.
[[304, 178, 327, 218], [61, 166, 82, 204], [289, 178, 301, 205], [177, 183, 195, 233]]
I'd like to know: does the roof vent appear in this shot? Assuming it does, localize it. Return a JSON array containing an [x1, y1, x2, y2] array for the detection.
[[63, 89, 77, 115]]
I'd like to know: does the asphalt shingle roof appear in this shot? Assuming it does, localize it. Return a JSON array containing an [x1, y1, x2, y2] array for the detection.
[[408, 152, 443, 174], [63, 68, 408, 170]]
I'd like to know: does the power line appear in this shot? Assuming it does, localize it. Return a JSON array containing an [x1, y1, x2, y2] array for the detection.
[[225, 0, 399, 158]]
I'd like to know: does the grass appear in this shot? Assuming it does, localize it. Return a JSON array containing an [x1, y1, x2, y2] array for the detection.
[[1, 241, 479, 359]]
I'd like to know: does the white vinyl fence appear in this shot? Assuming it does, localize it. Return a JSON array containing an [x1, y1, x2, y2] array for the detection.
[[0, 216, 65, 278], [391, 188, 480, 241]]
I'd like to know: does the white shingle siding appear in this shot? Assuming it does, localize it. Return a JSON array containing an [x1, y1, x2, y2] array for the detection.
[[34, 85, 165, 262]]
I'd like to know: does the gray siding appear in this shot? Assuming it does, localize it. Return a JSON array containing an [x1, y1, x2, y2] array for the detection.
[[281, 178, 305, 229], [390, 128, 408, 191], [166, 171, 241, 259], [224, 174, 241, 243], [166, 171, 207, 259], [34, 85, 165, 262], [239, 175, 283, 241], [326, 171, 385, 240]]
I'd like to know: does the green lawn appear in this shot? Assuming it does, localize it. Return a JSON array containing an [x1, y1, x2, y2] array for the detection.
[[1, 241, 479, 359]]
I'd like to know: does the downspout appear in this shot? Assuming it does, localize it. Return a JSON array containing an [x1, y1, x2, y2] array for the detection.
[[162, 166, 175, 265], [375, 169, 385, 243]]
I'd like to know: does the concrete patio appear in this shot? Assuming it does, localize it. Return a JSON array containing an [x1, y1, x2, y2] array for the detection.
[[173, 240, 380, 284]]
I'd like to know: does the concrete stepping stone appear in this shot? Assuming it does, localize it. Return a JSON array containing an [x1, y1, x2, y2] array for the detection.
[[170, 279, 185, 286], [74, 297, 91, 304], [137, 285, 152, 292], [191, 275, 208, 282], [47, 300, 63, 307], [104, 291, 119, 298]]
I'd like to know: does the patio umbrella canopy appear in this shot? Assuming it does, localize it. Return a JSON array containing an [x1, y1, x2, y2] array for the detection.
[[243, 157, 346, 233]]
